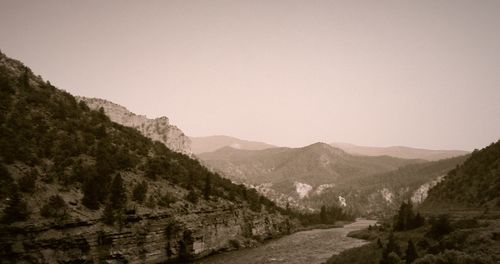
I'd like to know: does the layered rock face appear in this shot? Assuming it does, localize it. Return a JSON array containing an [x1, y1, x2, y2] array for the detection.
[[77, 97, 191, 155], [0, 207, 295, 263]]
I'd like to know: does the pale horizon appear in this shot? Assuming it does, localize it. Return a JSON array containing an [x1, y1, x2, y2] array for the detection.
[[1, 0, 499, 151]]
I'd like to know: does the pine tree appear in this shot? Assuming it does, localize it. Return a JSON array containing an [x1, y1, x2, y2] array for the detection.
[[405, 239, 418, 264], [381, 232, 401, 264], [102, 174, 127, 226], [203, 174, 211, 200], [109, 173, 126, 210], [186, 188, 198, 204], [40, 195, 67, 219], [320, 205, 327, 223], [132, 180, 148, 203], [2, 187, 29, 223], [82, 176, 100, 210]]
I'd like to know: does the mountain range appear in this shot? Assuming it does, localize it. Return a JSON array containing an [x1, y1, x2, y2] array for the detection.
[[331, 142, 468, 161], [71, 98, 471, 215], [198, 143, 423, 206]]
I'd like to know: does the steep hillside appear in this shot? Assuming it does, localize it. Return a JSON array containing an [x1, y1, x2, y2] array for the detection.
[[304, 155, 468, 217], [422, 140, 500, 209], [331, 142, 468, 161], [77, 96, 192, 155], [191, 135, 276, 154], [198, 142, 421, 201], [0, 52, 296, 263]]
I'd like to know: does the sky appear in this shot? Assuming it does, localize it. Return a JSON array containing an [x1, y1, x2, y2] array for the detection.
[[1, 0, 499, 151]]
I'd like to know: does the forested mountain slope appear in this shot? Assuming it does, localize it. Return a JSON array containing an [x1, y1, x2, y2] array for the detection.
[[304, 155, 468, 217], [422, 140, 500, 209], [0, 51, 294, 263]]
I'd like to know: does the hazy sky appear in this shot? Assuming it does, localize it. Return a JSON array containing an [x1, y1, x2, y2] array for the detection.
[[1, 0, 499, 150]]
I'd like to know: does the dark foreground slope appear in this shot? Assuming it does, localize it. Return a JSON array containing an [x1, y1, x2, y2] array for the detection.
[[0, 52, 297, 263]]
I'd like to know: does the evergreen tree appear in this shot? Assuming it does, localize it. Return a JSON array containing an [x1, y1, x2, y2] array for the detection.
[[377, 238, 384, 248], [203, 174, 211, 200], [82, 175, 100, 210], [2, 187, 29, 223], [109, 173, 127, 210], [320, 205, 327, 223], [41, 195, 67, 219], [381, 232, 401, 264], [132, 180, 148, 203], [102, 201, 115, 225], [186, 189, 198, 204], [102, 174, 127, 226], [405, 239, 418, 264], [18, 170, 37, 193], [412, 212, 425, 228], [394, 201, 424, 231]]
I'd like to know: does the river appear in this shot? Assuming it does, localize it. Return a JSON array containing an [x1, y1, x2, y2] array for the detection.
[[193, 219, 377, 264]]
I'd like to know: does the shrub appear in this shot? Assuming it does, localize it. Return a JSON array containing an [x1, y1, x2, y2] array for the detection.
[[158, 192, 176, 207], [18, 171, 37, 193], [146, 195, 156, 209], [427, 215, 453, 239], [40, 195, 67, 218], [2, 187, 29, 223], [186, 189, 198, 204], [132, 180, 148, 203]]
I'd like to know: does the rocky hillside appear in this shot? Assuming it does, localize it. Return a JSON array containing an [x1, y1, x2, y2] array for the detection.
[[0, 52, 297, 263], [331, 142, 468, 161], [198, 143, 421, 202], [303, 155, 468, 217], [191, 135, 276, 154], [422, 140, 500, 210], [77, 96, 192, 155]]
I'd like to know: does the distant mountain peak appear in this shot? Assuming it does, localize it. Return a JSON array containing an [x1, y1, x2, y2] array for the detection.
[[190, 135, 276, 154]]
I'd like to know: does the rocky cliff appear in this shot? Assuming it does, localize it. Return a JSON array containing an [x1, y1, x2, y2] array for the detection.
[[0, 206, 295, 263], [77, 97, 192, 155]]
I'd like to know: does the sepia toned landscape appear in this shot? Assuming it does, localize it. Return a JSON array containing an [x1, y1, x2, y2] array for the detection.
[[1, 1, 499, 263]]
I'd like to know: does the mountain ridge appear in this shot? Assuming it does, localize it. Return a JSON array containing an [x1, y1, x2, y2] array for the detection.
[[331, 142, 468, 161], [190, 135, 276, 154], [198, 142, 422, 199]]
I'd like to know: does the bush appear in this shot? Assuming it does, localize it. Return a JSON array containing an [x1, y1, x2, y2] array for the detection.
[[132, 180, 148, 203], [146, 195, 156, 208], [41, 195, 67, 218], [427, 215, 453, 239], [186, 189, 198, 204], [18, 171, 37, 193], [2, 188, 29, 223], [158, 192, 176, 207]]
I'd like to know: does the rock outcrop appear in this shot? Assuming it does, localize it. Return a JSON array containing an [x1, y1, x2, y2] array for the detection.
[[0, 207, 296, 263], [77, 97, 192, 155]]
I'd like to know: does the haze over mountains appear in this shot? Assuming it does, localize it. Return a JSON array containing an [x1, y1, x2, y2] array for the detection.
[[76, 97, 469, 163], [190, 135, 275, 154], [331, 142, 468, 161]]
